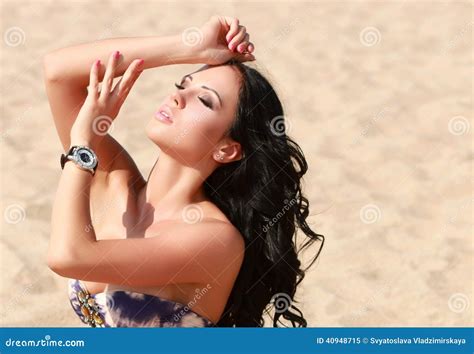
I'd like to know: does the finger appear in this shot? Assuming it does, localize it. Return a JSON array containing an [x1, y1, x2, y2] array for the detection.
[[236, 33, 250, 53], [228, 26, 246, 52], [100, 50, 121, 101], [247, 42, 255, 53], [87, 59, 101, 97], [225, 17, 240, 43], [234, 52, 255, 63], [112, 58, 144, 101]]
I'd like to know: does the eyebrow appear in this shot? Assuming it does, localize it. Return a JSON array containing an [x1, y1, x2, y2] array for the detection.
[[181, 74, 222, 107]]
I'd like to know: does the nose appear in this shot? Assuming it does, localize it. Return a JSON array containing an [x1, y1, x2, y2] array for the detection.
[[171, 90, 184, 109]]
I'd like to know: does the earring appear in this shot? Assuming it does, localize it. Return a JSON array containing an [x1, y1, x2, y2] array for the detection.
[[215, 153, 224, 161]]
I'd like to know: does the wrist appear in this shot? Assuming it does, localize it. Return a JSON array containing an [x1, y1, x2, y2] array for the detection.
[[69, 136, 97, 149], [166, 34, 203, 65]]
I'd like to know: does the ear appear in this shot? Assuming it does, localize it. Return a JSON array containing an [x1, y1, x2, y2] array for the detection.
[[213, 140, 243, 163]]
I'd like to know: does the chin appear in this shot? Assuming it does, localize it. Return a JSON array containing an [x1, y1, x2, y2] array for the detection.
[[145, 118, 172, 144], [145, 119, 184, 156], [145, 118, 212, 162]]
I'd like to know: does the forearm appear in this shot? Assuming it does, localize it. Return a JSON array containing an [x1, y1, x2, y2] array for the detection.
[[43, 34, 199, 84], [49, 156, 97, 265]]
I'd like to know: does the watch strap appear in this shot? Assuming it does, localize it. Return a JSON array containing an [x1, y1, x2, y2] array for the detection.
[[60, 145, 76, 169]]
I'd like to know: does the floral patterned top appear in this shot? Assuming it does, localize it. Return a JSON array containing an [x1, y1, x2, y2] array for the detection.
[[67, 279, 215, 328]]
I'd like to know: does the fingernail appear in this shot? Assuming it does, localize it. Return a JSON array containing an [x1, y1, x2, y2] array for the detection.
[[96, 59, 101, 67], [114, 50, 120, 59], [137, 59, 144, 66]]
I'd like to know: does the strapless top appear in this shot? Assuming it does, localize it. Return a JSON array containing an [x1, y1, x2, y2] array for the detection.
[[67, 279, 215, 327]]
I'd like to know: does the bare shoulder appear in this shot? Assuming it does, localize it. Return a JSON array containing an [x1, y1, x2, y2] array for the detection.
[[202, 219, 245, 252], [176, 219, 246, 280], [164, 218, 244, 255]]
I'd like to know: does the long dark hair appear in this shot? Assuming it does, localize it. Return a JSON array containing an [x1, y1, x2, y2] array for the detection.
[[203, 59, 325, 327]]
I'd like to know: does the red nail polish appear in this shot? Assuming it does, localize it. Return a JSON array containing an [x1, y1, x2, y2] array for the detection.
[[114, 51, 120, 59], [96, 59, 101, 67], [138, 59, 144, 65]]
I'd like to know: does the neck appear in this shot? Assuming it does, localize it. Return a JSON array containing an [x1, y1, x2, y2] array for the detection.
[[137, 152, 216, 222]]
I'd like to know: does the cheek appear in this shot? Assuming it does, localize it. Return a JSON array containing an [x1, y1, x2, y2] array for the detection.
[[180, 108, 227, 143]]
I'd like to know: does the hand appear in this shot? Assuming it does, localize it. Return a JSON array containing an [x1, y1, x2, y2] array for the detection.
[[70, 51, 144, 145], [195, 15, 255, 65]]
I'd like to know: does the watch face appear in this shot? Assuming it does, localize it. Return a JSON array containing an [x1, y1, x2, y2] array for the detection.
[[75, 147, 97, 168]]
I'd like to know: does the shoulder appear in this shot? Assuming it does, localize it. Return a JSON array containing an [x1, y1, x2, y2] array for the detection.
[[183, 200, 245, 250], [171, 218, 244, 253], [155, 217, 245, 268]]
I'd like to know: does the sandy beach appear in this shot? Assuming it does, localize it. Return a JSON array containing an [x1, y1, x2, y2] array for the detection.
[[0, 0, 472, 327]]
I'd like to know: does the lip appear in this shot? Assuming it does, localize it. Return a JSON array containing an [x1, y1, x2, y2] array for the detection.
[[154, 105, 173, 124]]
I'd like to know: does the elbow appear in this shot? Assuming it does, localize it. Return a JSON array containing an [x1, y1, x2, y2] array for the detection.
[[42, 52, 62, 83], [47, 253, 67, 275], [47, 247, 77, 276]]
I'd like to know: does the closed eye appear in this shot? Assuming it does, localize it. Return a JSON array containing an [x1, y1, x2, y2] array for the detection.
[[174, 82, 213, 109]]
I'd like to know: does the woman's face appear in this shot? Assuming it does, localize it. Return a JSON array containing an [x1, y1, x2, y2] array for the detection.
[[146, 64, 242, 164]]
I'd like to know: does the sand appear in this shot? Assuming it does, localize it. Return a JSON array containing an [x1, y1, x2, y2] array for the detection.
[[0, 0, 472, 327]]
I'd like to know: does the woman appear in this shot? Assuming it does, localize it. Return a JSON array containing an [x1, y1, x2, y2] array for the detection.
[[44, 15, 324, 328]]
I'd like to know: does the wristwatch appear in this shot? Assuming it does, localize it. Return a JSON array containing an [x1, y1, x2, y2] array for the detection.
[[60, 145, 99, 175]]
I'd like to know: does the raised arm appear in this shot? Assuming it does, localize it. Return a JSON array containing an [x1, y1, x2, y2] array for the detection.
[[42, 35, 202, 189], [42, 16, 254, 183], [43, 34, 198, 85]]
